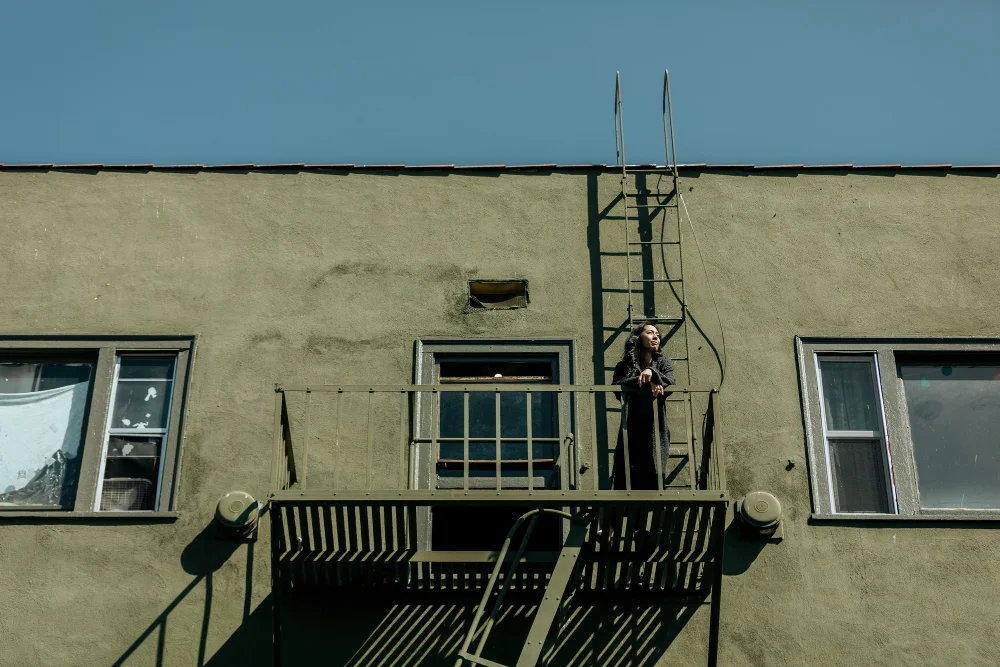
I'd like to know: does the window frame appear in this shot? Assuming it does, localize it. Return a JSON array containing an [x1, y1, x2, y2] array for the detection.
[[413, 338, 577, 549], [797, 336, 1000, 521], [0, 335, 195, 519]]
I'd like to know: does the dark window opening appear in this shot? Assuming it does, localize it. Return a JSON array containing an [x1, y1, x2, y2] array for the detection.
[[433, 506, 560, 551], [468, 280, 529, 310], [432, 356, 562, 550]]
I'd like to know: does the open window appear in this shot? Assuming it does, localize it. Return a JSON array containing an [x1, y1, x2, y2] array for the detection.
[[0, 336, 194, 516], [0, 354, 96, 509]]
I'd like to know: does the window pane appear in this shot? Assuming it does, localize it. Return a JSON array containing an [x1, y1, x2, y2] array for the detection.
[[0, 362, 93, 509], [117, 356, 175, 380], [439, 391, 557, 440], [438, 441, 558, 462], [820, 358, 880, 431], [111, 380, 172, 430], [99, 435, 161, 511], [900, 362, 1000, 509], [829, 438, 891, 513]]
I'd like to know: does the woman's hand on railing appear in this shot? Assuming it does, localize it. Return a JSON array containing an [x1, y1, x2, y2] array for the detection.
[[637, 369, 653, 387], [650, 383, 664, 397]]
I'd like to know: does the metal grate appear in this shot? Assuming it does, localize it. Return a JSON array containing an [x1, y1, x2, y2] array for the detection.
[[100, 478, 154, 511]]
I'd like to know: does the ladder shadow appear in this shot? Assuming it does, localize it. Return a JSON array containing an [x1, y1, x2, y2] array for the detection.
[[587, 173, 691, 488], [278, 587, 709, 667]]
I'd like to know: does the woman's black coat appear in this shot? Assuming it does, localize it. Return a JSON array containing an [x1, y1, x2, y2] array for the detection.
[[611, 355, 676, 490]]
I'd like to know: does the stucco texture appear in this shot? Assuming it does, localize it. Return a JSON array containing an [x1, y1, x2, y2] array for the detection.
[[0, 168, 998, 666]]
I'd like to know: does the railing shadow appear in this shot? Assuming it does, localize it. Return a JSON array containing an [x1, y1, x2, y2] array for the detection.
[[112, 515, 268, 666], [276, 588, 710, 667]]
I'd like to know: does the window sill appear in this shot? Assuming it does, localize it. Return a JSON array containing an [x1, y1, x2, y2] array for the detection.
[[811, 512, 1000, 523], [0, 511, 179, 522]]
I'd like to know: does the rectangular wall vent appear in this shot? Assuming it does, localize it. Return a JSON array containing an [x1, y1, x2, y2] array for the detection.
[[468, 280, 529, 310]]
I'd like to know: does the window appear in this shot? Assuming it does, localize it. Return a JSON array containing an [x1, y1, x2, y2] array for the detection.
[[0, 337, 194, 515], [437, 360, 559, 489], [898, 359, 1000, 510], [414, 339, 576, 549], [815, 356, 894, 513], [96, 355, 178, 511], [798, 338, 1000, 519], [0, 355, 96, 509]]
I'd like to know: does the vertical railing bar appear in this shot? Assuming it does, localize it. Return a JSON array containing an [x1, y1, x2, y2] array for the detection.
[[566, 391, 574, 490], [590, 390, 599, 491], [271, 390, 283, 492], [463, 390, 470, 491], [495, 389, 502, 491], [431, 389, 439, 486], [399, 390, 408, 490], [280, 393, 296, 489], [557, 389, 568, 491], [713, 390, 727, 490], [685, 393, 695, 491], [366, 390, 375, 490], [333, 390, 343, 490], [526, 388, 534, 491], [302, 390, 311, 490], [622, 395, 632, 491], [653, 393, 664, 491]]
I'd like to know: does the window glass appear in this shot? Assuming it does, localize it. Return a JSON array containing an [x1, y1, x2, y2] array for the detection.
[[819, 358, 880, 431], [0, 359, 94, 508], [117, 356, 175, 380], [99, 435, 161, 511], [111, 381, 172, 430], [818, 355, 894, 513], [829, 438, 891, 513], [900, 362, 1000, 509], [98, 354, 177, 511]]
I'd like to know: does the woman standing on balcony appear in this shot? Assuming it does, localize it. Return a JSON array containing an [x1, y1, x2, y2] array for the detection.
[[612, 322, 675, 490]]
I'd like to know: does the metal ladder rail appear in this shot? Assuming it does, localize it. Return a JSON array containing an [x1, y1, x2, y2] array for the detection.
[[663, 69, 698, 488], [456, 509, 590, 667], [615, 73, 685, 329], [615, 71, 697, 489]]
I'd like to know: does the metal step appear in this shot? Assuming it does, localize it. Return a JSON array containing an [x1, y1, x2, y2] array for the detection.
[[631, 315, 684, 324], [625, 191, 675, 198], [628, 241, 680, 246], [630, 278, 683, 284], [626, 203, 678, 209], [624, 168, 680, 174]]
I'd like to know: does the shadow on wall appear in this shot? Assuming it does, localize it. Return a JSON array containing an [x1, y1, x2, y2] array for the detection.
[[279, 589, 709, 666], [112, 515, 272, 667], [721, 517, 768, 577], [586, 174, 726, 489]]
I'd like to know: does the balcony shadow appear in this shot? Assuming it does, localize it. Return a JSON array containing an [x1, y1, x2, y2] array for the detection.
[[112, 515, 265, 666], [278, 588, 709, 666]]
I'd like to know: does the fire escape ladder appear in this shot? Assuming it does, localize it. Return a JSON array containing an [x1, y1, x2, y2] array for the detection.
[[456, 509, 590, 667], [615, 70, 698, 490]]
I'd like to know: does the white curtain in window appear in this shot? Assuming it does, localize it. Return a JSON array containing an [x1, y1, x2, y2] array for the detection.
[[0, 382, 88, 493]]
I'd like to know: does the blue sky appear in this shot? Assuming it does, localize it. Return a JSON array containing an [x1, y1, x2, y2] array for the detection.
[[0, 1, 996, 165]]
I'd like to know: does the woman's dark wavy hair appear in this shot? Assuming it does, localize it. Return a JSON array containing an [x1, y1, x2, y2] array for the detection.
[[619, 321, 662, 376]]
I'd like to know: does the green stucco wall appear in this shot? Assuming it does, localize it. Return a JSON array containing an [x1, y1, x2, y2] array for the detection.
[[0, 168, 998, 666]]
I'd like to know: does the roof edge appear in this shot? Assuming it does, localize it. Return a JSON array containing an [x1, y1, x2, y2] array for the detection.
[[0, 162, 997, 174]]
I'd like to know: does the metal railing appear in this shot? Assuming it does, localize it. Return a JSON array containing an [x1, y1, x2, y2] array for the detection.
[[270, 384, 725, 496]]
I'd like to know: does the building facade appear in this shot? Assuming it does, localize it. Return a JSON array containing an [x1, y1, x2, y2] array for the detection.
[[1, 164, 999, 666]]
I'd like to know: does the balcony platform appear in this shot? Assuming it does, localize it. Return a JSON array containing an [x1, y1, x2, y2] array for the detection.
[[271, 489, 726, 595]]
